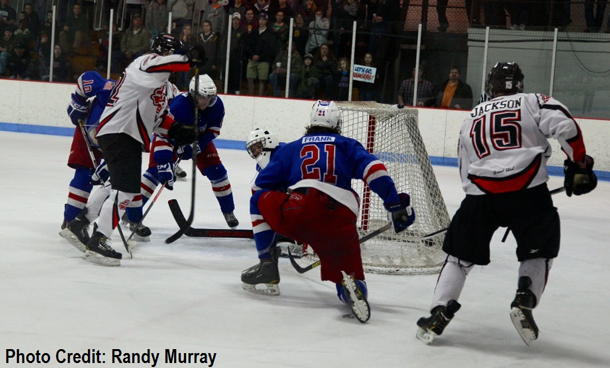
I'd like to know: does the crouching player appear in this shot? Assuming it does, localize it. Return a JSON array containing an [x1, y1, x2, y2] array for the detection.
[[241, 101, 415, 322]]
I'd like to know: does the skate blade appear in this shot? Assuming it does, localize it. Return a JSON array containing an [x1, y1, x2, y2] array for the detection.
[[59, 229, 86, 253], [84, 250, 121, 267], [341, 271, 371, 323], [416, 327, 435, 344], [241, 282, 280, 296], [510, 307, 537, 346]]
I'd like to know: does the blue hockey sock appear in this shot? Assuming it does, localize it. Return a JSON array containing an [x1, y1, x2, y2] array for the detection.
[[203, 164, 235, 214], [64, 167, 93, 222]]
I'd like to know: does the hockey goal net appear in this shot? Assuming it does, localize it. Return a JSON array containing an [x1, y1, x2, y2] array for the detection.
[[336, 101, 450, 275]]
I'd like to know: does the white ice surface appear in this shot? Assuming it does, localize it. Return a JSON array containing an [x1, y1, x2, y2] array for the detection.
[[1, 131, 609, 368]]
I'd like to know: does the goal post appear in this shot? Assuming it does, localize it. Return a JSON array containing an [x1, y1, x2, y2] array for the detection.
[[336, 101, 450, 275]]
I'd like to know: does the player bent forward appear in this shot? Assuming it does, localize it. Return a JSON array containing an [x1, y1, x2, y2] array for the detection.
[[416, 62, 597, 345], [240, 100, 415, 322]]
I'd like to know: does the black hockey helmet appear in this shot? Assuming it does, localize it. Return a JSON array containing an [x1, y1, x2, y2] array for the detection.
[[151, 32, 184, 55], [488, 62, 524, 96]]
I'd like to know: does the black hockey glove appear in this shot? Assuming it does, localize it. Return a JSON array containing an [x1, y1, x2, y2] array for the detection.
[[187, 45, 207, 68], [384, 193, 415, 234], [564, 155, 597, 197], [168, 123, 197, 146]]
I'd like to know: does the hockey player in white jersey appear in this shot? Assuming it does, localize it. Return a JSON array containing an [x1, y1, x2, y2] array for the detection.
[[416, 62, 597, 345], [65, 33, 205, 266]]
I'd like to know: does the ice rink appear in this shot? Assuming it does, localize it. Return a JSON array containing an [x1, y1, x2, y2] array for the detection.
[[1, 130, 609, 368]]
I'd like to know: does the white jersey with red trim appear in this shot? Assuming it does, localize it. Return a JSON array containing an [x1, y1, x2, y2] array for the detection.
[[459, 93, 587, 195], [96, 53, 190, 148]]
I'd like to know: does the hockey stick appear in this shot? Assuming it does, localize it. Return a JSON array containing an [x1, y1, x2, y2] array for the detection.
[[127, 183, 166, 242], [78, 119, 98, 168], [501, 186, 566, 242], [113, 192, 135, 258], [168, 199, 254, 238], [165, 69, 200, 244], [288, 224, 451, 274]]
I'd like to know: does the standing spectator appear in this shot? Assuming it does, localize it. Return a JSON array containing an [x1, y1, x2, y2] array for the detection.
[[354, 52, 378, 101], [146, 0, 169, 39], [40, 10, 57, 40], [269, 41, 302, 97], [245, 13, 276, 96], [168, 0, 195, 33], [305, 8, 329, 55], [584, 0, 607, 32], [229, 0, 247, 20], [425, 66, 473, 110], [8, 42, 35, 79], [175, 23, 196, 89], [270, 10, 288, 50], [111, 14, 151, 73], [253, 0, 271, 16], [225, 12, 245, 94], [241, 8, 258, 33], [35, 28, 51, 63], [0, 26, 17, 76], [507, 1, 530, 29], [0, 0, 17, 35], [197, 20, 220, 80], [299, 0, 318, 23], [13, 11, 31, 43], [23, 3, 39, 36], [313, 43, 337, 99], [96, 22, 122, 72], [59, 2, 90, 56], [40, 44, 69, 81], [334, 56, 350, 100], [369, 0, 400, 70], [296, 53, 319, 98], [273, 0, 295, 20], [292, 13, 308, 57], [203, 0, 227, 36], [397, 66, 434, 107]]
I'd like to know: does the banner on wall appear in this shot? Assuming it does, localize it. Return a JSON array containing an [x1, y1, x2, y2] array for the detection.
[[353, 65, 377, 84]]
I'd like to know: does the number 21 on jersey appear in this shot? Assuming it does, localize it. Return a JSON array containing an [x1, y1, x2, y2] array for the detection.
[[300, 144, 338, 184]]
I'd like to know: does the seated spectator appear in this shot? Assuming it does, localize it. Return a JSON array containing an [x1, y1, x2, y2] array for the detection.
[[175, 22, 196, 90], [354, 52, 378, 101], [23, 3, 39, 36], [0, 26, 17, 76], [253, 0, 271, 17], [8, 41, 35, 79], [36, 28, 51, 63], [146, 0, 168, 39], [305, 9, 329, 55], [292, 13, 308, 57], [13, 11, 31, 43], [59, 3, 90, 56], [397, 66, 434, 107], [197, 20, 220, 79], [229, 0, 247, 20], [312, 43, 337, 99], [268, 41, 302, 97], [296, 52, 319, 99], [0, 0, 17, 35], [203, 0, 227, 36], [40, 44, 69, 81], [40, 10, 57, 40], [425, 66, 473, 110], [334, 56, 350, 100], [272, 0, 295, 20], [111, 14, 151, 73]]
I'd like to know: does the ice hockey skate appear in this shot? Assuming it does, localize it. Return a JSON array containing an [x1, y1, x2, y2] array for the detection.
[[175, 164, 187, 181], [59, 210, 91, 253], [340, 271, 370, 323], [416, 300, 461, 344], [223, 212, 239, 229], [121, 214, 151, 242], [278, 236, 305, 258], [510, 277, 539, 346], [84, 226, 122, 267], [241, 248, 280, 295]]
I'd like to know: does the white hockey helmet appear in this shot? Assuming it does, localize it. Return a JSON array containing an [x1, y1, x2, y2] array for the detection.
[[246, 128, 279, 169], [310, 100, 342, 129], [189, 74, 217, 105]]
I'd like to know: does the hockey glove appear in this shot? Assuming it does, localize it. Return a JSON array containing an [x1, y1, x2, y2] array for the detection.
[[564, 155, 597, 197], [67, 93, 89, 126], [384, 193, 415, 234], [187, 45, 207, 68], [176, 144, 200, 161], [168, 122, 197, 146], [157, 162, 176, 190], [91, 160, 110, 185]]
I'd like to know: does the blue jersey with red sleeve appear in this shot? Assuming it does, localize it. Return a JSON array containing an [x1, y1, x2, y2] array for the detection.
[[255, 132, 400, 215], [75, 71, 116, 147], [169, 93, 225, 150]]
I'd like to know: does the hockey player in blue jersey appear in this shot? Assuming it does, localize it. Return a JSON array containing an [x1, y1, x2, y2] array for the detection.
[[124, 74, 239, 231], [59, 71, 115, 250], [241, 100, 416, 322]]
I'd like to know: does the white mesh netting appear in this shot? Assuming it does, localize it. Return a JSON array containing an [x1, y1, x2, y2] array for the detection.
[[336, 101, 450, 275]]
